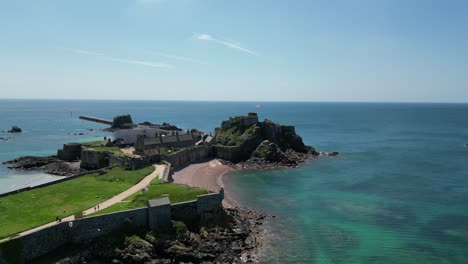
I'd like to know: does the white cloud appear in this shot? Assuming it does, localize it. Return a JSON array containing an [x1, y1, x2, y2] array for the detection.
[[150, 51, 204, 64], [107, 58, 172, 68], [65, 48, 173, 69], [64, 48, 104, 56], [195, 33, 257, 55]]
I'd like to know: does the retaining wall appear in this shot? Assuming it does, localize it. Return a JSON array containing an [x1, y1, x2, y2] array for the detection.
[[80, 149, 109, 170], [160, 145, 213, 170], [0, 191, 223, 264]]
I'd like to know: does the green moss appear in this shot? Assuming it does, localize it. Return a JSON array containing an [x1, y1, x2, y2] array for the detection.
[[173, 221, 186, 231]]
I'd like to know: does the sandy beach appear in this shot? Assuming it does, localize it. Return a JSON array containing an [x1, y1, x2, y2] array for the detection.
[[172, 159, 238, 208]]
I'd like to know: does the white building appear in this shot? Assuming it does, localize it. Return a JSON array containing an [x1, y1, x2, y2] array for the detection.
[[113, 126, 160, 145]]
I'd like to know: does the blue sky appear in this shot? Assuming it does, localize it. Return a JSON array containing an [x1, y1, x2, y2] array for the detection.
[[0, 0, 467, 102]]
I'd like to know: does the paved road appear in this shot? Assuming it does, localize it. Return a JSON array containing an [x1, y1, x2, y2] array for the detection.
[[11, 164, 165, 239]]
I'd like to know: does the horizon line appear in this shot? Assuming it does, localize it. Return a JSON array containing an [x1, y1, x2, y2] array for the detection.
[[0, 98, 467, 104]]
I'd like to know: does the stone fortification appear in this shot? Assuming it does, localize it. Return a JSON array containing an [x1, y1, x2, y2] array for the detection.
[[80, 149, 109, 170], [213, 113, 318, 165], [111, 114, 135, 129], [160, 145, 213, 170], [0, 191, 224, 263], [56, 143, 82, 161]]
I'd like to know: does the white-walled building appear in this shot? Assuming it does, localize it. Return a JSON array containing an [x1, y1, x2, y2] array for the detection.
[[113, 126, 161, 145]]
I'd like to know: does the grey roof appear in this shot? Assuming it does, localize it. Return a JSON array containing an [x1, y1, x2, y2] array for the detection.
[[148, 197, 170, 207], [162, 135, 178, 143], [178, 134, 194, 141], [144, 138, 162, 145]]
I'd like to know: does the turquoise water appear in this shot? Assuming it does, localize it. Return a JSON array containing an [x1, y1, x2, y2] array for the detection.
[[1, 100, 468, 263]]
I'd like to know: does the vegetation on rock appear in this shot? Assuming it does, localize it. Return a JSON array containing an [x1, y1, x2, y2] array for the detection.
[[214, 115, 318, 165], [112, 114, 136, 129]]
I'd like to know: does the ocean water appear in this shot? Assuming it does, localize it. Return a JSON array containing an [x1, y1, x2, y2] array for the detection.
[[1, 100, 468, 263]]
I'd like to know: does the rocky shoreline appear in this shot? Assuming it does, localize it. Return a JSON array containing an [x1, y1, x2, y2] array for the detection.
[[35, 207, 270, 264], [3, 156, 83, 176], [225, 148, 339, 170]]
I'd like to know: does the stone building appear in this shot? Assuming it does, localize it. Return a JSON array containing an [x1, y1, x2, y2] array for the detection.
[[113, 126, 162, 145], [220, 112, 259, 130], [135, 132, 196, 153]]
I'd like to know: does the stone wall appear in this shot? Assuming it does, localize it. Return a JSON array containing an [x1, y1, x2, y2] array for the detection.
[[160, 145, 213, 170], [0, 192, 224, 263], [214, 145, 243, 163], [57, 143, 82, 161], [171, 200, 199, 228], [80, 149, 109, 170], [109, 154, 161, 171], [0, 207, 148, 263]]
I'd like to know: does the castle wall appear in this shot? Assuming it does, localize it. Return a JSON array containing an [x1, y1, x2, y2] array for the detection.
[[80, 149, 109, 170], [57, 143, 82, 161], [160, 145, 213, 170], [214, 145, 243, 163], [0, 192, 224, 264]]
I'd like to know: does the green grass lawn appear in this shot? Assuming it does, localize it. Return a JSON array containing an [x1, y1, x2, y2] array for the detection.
[[91, 179, 208, 216], [89, 146, 131, 156], [0, 166, 154, 239]]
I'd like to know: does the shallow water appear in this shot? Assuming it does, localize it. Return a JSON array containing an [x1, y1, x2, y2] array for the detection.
[[1, 100, 467, 263]]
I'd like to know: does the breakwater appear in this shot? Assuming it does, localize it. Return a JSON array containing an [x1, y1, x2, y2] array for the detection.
[[78, 115, 113, 125]]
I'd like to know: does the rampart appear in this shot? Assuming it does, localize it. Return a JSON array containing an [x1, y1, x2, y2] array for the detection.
[[160, 145, 213, 170], [0, 190, 224, 264], [56, 143, 82, 161], [213, 145, 243, 163], [80, 149, 109, 170]]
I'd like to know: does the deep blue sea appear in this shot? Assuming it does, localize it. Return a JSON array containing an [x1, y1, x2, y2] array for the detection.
[[1, 100, 468, 263]]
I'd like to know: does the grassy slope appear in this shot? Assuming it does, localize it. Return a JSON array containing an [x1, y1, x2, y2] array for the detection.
[[91, 179, 208, 216], [0, 166, 154, 239], [215, 124, 256, 146]]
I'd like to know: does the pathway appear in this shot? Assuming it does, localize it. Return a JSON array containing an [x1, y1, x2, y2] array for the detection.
[[11, 164, 165, 239]]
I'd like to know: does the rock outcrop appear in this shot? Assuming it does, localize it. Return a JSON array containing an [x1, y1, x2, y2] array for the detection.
[[0, 136, 13, 142], [112, 114, 136, 129], [7, 126, 22, 133], [214, 113, 321, 168], [2, 156, 82, 176], [251, 140, 287, 162]]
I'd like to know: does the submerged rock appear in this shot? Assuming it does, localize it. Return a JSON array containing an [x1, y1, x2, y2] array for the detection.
[[7, 126, 22, 133], [319, 151, 339, 157]]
